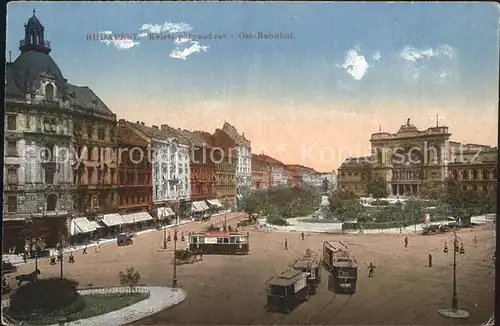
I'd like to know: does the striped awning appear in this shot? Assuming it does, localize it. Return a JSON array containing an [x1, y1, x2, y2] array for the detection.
[[101, 213, 124, 227], [157, 207, 175, 218], [191, 201, 206, 212], [121, 212, 154, 224], [200, 201, 210, 211], [71, 217, 97, 235], [207, 199, 223, 207], [89, 221, 103, 229]]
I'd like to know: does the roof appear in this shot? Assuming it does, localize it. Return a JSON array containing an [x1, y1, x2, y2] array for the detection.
[[293, 251, 320, 269], [175, 128, 212, 148], [221, 122, 250, 147], [266, 270, 308, 287], [67, 84, 115, 117], [129, 122, 171, 142], [159, 124, 190, 146], [255, 154, 283, 165], [191, 232, 246, 237]]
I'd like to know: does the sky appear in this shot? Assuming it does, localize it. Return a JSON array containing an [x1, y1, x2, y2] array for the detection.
[[6, 2, 499, 172]]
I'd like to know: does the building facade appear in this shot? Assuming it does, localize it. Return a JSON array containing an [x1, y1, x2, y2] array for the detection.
[[338, 119, 498, 197], [255, 154, 286, 188], [177, 129, 216, 202], [220, 122, 252, 196], [198, 131, 237, 208], [4, 12, 81, 249], [251, 154, 270, 190], [116, 120, 153, 216]]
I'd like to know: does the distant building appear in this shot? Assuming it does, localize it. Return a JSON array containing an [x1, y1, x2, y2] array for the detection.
[[251, 154, 271, 190], [317, 171, 337, 191], [255, 154, 286, 188], [338, 119, 497, 197], [218, 122, 252, 197]]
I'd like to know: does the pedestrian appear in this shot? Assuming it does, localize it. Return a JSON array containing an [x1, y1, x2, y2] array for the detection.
[[301, 231, 305, 241], [473, 236, 478, 246], [404, 236, 409, 248], [443, 241, 448, 253], [82, 245, 87, 255], [428, 253, 433, 267], [23, 252, 27, 263], [284, 238, 288, 250], [367, 262, 376, 278]]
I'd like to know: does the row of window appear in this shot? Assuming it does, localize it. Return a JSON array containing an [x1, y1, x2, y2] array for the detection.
[[119, 192, 151, 207], [5, 193, 58, 213], [450, 169, 496, 181], [74, 122, 114, 142]]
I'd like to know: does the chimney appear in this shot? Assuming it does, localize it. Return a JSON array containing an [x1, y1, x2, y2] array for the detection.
[[152, 125, 158, 129], [141, 122, 145, 126], [136, 121, 140, 124]]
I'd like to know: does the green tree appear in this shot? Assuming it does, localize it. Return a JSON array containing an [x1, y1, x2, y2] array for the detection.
[[403, 199, 424, 225], [119, 267, 141, 294], [338, 200, 365, 223], [328, 190, 357, 214], [366, 177, 389, 200]]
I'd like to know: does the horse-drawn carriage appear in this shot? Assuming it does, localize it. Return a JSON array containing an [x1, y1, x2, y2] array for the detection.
[[171, 249, 203, 265], [188, 231, 250, 255], [293, 250, 321, 295], [323, 241, 358, 294], [265, 270, 310, 313], [236, 214, 258, 228], [117, 232, 134, 246]]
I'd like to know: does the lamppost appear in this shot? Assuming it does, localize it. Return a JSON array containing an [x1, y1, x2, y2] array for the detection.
[[438, 226, 469, 319], [58, 233, 65, 279], [26, 214, 42, 270], [163, 203, 168, 250], [172, 197, 179, 289]]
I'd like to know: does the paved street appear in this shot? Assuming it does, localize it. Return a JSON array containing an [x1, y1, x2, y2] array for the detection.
[[7, 216, 494, 325]]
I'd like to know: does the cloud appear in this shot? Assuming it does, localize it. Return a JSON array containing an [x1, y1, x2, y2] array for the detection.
[[340, 49, 370, 80], [99, 31, 140, 50], [373, 51, 381, 61], [400, 45, 454, 62], [399, 44, 456, 83], [169, 41, 210, 60], [139, 22, 193, 34]]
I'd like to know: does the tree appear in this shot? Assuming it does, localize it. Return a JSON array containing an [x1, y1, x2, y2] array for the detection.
[[366, 178, 389, 200], [338, 200, 365, 223], [322, 178, 329, 193], [403, 199, 424, 226], [328, 190, 357, 214], [119, 267, 141, 294]]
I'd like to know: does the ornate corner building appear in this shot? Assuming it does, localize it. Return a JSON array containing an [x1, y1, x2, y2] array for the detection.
[[338, 119, 497, 197], [4, 11, 80, 248]]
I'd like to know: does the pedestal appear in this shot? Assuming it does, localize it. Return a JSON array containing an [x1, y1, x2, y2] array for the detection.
[[437, 308, 470, 319]]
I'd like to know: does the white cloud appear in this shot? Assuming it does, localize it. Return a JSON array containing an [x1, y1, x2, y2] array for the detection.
[[340, 49, 370, 80], [400, 44, 454, 62], [99, 31, 140, 50], [373, 51, 381, 61], [139, 22, 193, 34], [169, 41, 210, 60], [174, 36, 193, 44], [399, 44, 456, 83]]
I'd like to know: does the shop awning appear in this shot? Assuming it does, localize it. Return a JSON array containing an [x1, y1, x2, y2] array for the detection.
[[121, 212, 154, 224], [101, 213, 124, 227], [157, 207, 175, 218], [71, 218, 97, 235], [211, 199, 224, 207], [200, 201, 210, 211], [191, 201, 204, 212], [89, 221, 103, 229]]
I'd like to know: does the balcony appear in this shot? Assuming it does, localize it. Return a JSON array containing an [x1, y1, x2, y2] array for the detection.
[[4, 183, 77, 192], [20, 39, 51, 48]]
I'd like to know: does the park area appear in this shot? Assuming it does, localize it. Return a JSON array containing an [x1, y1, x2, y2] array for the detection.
[[5, 214, 495, 325]]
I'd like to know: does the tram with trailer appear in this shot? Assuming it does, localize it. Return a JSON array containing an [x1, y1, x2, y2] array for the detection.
[[322, 240, 358, 294]]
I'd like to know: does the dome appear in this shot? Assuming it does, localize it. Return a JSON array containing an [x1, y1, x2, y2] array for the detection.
[[10, 51, 67, 98], [27, 15, 42, 27]]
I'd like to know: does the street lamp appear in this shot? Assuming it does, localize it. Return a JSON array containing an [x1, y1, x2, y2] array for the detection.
[[163, 203, 168, 250], [58, 234, 65, 279], [438, 226, 469, 319], [172, 198, 179, 289]]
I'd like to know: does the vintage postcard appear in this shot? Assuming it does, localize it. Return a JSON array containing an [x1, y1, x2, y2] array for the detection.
[[3, 2, 498, 325]]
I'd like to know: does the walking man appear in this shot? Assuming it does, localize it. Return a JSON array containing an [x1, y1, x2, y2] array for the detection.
[[473, 236, 478, 246], [367, 262, 376, 278], [404, 236, 409, 248], [284, 238, 288, 250], [428, 253, 433, 267], [301, 231, 305, 241], [82, 245, 87, 255]]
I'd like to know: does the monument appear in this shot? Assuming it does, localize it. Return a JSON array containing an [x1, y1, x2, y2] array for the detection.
[[312, 195, 330, 219]]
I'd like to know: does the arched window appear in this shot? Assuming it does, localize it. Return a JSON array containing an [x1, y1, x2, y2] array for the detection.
[[46, 194, 57, 211], [45, 84, 54, 101]]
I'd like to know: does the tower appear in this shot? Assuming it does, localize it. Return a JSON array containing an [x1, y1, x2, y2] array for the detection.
[[19, 9, 51, 54]]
